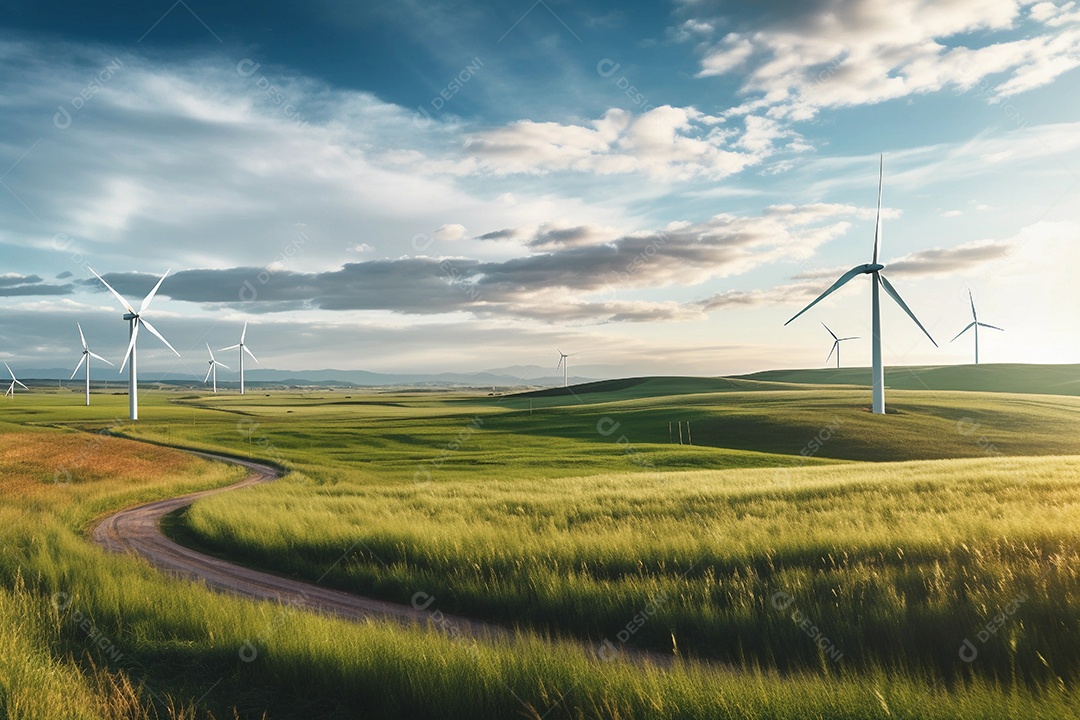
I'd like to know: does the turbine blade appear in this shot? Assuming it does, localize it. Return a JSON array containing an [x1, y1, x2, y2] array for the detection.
[[3, 362, 12, 380], [120, 322, 140, 372], [215, 361, 230, 369], [821, 322, 838, 340], [241, 321, 248, 344], [872, 154, 883, 264], [77, 322, 87, 350], [15, 380, 27, 390], [204, 364, 214, 383], [968, 289, 977, 322], [784, 265, 869, 326], [221, 344, 240, 351], [139, 269, 171, 313], [978, 322, 1004, 331], [825, 341, 837, 365], [206, 343, 216, 362], [839, 336, 860, 341], [243, 345, 259, 363], [139, 318, 180, 357], [879, 274, 938, 347], [88, 267, 137, 315], [88, 351, 113, 365], [71, 355, 86, 380], [950, 322, 976, 343]]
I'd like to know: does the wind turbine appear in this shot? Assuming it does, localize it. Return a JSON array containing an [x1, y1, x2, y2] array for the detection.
[[4, 363, 28, 398], [785, 155, 937, 414], [950, 290, 1003, 365], [221, 322, 258, 394], [89, 267, 180, 421], [203, 344, 230, 393], [822, 323, 859, 369], [555, 349, 580, 388], [71, 322, 113, 406]]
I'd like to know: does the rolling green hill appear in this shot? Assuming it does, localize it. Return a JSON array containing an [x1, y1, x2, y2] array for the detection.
[[736, 362, 1080, 396]]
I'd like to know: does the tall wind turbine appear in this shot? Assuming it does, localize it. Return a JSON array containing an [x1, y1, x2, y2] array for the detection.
[[555, 349, 579, 388], [71, 322, 113, 406], [4, 363, 28, 398], [221, 322, 258, 394], [822, 323, 859, 369], [785, 156, 938, 414], [950, 290, 1003, 364], [89, 268, 180, 421], [203, 344, 229, 393]]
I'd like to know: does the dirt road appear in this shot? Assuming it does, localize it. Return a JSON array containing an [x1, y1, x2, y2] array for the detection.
[[90, 450, 506, 641]]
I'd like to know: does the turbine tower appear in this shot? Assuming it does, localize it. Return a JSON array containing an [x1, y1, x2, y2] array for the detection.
[[221, 322, 258, 394], [89, 268, 180, 421], [950, 290, 1003, 365], [822, 323, 859, 369], [71, 322, 113, 406], [4, 363, 28, 398], [785, 155, 937, 414], [555, 349, 579, 388], [203, 344, 230, 393]]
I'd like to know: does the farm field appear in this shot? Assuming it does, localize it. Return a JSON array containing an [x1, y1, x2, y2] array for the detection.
[[1, 377, 1079, 718]]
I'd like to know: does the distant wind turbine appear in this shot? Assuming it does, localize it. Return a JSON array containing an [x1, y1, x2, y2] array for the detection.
[[950, 290, 1003, 364], [556, 349, 580, 388], [822, 323, 859, 369], [221, 322, 258, 394], [71, 322, 113, 406], [89, 267, 181, 421], [785, 155, 938, 414], [203, 344, 230, 393], [4, 362, 28, 398]]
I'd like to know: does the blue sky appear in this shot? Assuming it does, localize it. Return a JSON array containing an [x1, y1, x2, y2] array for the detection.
[[1, 0, 1079, 378]]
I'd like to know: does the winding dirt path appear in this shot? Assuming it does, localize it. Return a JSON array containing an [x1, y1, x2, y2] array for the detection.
[[90, 449, 507, 641]]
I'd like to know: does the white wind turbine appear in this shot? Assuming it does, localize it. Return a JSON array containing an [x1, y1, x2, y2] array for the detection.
[[203, 344, 230, 393], [785, 155, 937, 414], [822, 323, 859, 369], [4, 363, 28, 399], [221, 322, 258, 394], [555, 349, 580, 388], [89, 268, 180, 421], [71, 322, 113, 406], [950, 290, 1003, 365]]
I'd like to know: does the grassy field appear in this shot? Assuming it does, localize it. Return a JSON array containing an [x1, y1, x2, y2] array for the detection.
[[736, 362, 1080, 396], [0, 378, 1079, 717]]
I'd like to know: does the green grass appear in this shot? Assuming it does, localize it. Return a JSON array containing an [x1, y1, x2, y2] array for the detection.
[[177, 455, 1080, 683], [1, 380, 1080, 717], [737, 362, 1080, 396]]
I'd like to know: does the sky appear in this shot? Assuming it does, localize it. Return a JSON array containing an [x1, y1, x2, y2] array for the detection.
[[1, 0, 1079, 379]]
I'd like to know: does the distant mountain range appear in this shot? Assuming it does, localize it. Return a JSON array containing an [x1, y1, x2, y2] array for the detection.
[[13, 364, 600, 389]]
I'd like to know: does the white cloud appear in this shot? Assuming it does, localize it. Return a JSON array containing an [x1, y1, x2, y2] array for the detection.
[[464, 105, 785, 180], [434, 224, 468, 241], [681, 0, 1080, 119], [698, 33, 754, 76]]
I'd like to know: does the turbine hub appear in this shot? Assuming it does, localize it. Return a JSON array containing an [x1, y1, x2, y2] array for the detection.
[[865, 263, 885, 273], [123, 313, 137, 320]]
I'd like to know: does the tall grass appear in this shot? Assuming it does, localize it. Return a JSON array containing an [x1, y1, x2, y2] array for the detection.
[[1, 389, 1079, 717], [179, 456, 1080, 685]]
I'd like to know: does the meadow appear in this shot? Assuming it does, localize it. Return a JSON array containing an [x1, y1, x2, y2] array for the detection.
[[0, 377, 1079, 718]]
